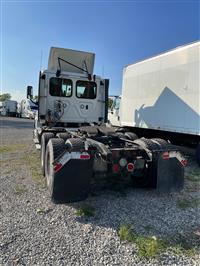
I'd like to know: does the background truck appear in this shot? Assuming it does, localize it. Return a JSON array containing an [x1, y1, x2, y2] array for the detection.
[[109, 41, 200, 165], [20, 99, 38, 119], [27, 47, 186, 203], [0, 100, 17, 117]]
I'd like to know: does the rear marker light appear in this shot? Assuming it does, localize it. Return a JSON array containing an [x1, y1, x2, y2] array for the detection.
[[119, 158, 127, 167], [162, 152, 169, 160], [181, 159, 187, 167], [127, 163, 134, 172], [54, 163, 62, 173], [112, 164, 120, 173], [80, 153, 90, 160]]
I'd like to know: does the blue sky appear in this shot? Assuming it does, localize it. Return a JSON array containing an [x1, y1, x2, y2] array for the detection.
[[1, 0, 199, 101]]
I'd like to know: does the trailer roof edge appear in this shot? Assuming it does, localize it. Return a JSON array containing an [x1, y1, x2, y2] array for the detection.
[[124, 40, 200, 69]]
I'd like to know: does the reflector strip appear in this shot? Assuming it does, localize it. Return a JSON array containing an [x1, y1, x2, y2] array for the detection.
[[80, 153, 90, 160], [181, 159, 187, 167], [162, 152, 169, 160], [54, 163, 63, 173], [112, 164, 120, 173]]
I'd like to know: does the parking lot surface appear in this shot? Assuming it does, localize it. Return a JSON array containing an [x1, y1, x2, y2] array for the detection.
[[0, 117, 200, 266]]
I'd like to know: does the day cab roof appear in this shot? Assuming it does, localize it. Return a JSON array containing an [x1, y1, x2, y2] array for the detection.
[[48, 47, 95, 75]]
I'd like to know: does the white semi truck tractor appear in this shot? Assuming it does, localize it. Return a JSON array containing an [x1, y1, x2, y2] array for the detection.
[[109, 41, 200, 166], [20, 99, 38, 119], [27, 47, 186, 203]]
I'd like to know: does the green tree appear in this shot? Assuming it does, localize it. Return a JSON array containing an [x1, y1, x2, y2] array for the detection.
[[108, 98, 113, 109], [0, 93, 11, 101]]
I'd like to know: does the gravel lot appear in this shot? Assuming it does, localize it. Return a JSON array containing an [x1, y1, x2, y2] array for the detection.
[[0, 116, 200, 266]]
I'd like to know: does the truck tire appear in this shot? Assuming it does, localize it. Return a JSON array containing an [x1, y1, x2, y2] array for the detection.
[[133, 138, 158, 151], [124, 132, 138, 141], [151, 138, 169, 150], [65, 138, 85, 152], [56, 132, 71, 142], [196, 143, 200, 166], [115, 127, 126, 133], [40, 133, 55, 176], [116, 132, 125, 138], [45, 138, 65, 200]]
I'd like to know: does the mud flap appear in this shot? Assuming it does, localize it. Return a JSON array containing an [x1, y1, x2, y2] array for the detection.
[[53, 159, 93, 203], [156, 153, 184, 192]]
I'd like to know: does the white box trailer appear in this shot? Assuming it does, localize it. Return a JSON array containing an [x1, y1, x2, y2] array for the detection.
[[120, 41, 199, 135], [0, 100, 17, 116], [109, 41, 200, 164]]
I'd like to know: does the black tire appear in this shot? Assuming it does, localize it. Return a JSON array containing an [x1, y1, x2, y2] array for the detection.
[[40, 133, 54, 176], [115, 132, 125, 138], [124, 132, 138, 141], [45, 138, 66, 201], [196, 143, 200, 166], [151, 138, 173, 150], [56, 132, 71, 142], [115, 127, 126, 133], [65, 138, 85, 152], [134, 138, 160, 151]]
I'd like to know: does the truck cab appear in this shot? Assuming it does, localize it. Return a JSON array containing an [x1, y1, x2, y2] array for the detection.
[[30, 47, 109, 127]]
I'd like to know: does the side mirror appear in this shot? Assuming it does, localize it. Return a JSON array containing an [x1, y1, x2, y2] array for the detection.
[[56, 70, 61, 77], [27, 86, 33, 99]]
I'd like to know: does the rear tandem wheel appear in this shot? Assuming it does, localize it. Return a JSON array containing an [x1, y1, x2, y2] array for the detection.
[[45, 138, 66, 202], [40, 132, 54, 176]]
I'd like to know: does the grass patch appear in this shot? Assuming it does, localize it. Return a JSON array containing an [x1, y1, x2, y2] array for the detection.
[[118, 224, 197, 258], [177, 197, 199, 209], [185, 173, 200, 182], [118, 224, 164, 258], [23, 151, 46, 188], [75, 205, 95, 217], [0, 144, 28, 153], [14, 186, 27, 196], [118, 224, 136, 242], [0, 146, 45, 188], [168, 244, 196, 257], [0, 158, 25, 175], [136, 235, 165, 258]]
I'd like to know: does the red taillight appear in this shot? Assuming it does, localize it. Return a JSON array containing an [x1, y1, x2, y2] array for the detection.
[[54, 163, 62, 173], [162, 152, 169, 160], [80, 153, 90, 160], [112, 164, 120, 173], [127, 163, 134, 172], [112, 150, 120, 158]]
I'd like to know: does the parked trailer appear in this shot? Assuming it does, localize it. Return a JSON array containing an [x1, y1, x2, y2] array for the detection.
[[28, 47, 186, 203], [0, 100, 17, 117], [109, 41, 200, 165]]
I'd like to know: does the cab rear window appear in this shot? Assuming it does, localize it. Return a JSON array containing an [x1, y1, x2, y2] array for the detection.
[[49, 78, 72, 97], [76, 80, 97, 99]]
